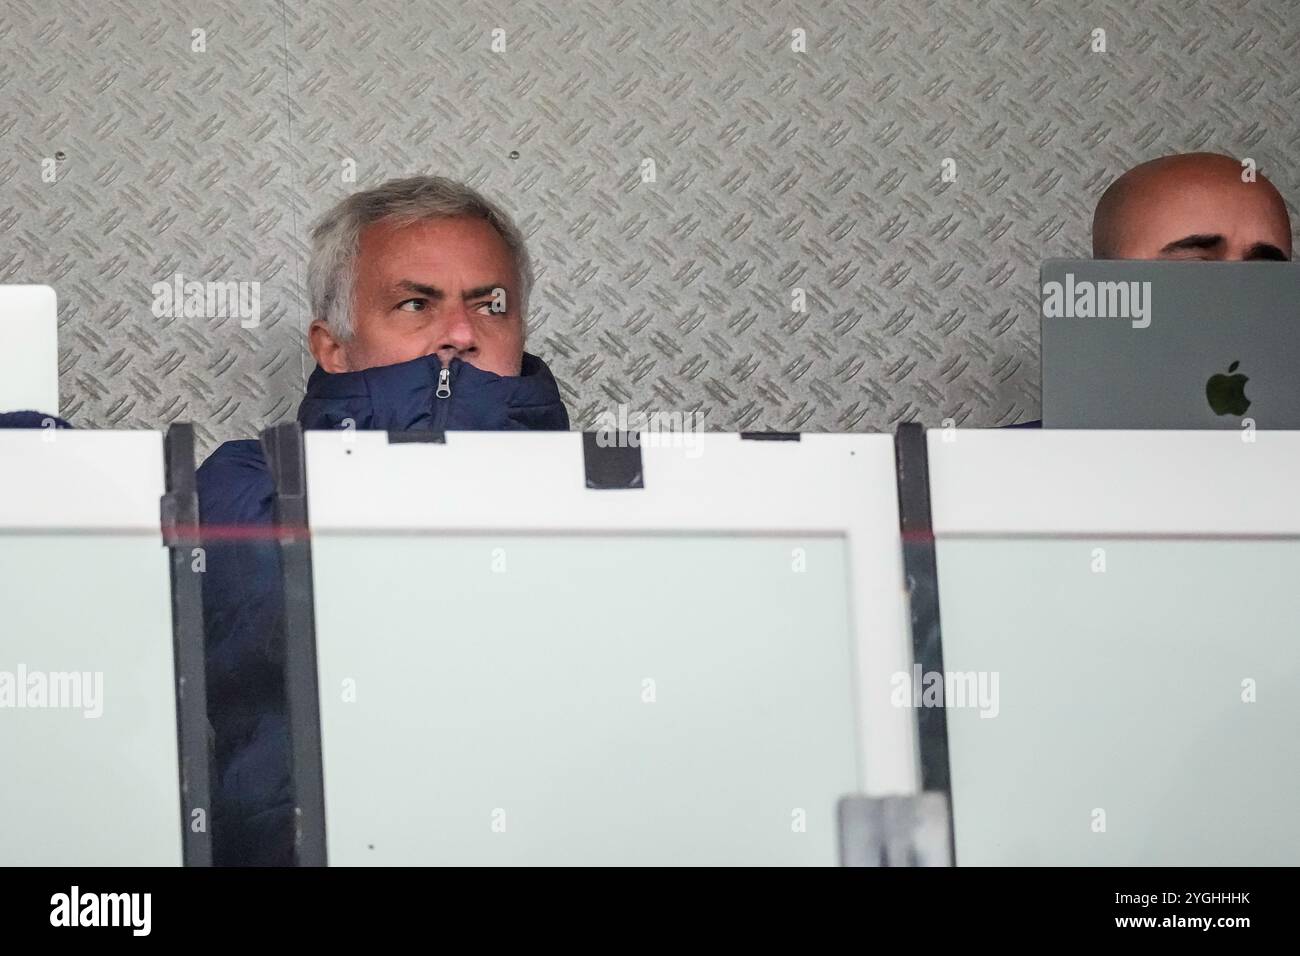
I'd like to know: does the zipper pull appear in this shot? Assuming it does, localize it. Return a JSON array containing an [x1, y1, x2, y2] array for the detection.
[[436, 366, 452, 399]]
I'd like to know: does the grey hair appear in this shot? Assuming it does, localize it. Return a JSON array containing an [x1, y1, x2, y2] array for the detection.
[[308, 175, 534, 340]]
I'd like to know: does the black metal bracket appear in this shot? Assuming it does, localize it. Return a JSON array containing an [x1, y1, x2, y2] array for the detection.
[[582, 431, 644, 489], [837, 794, 953, 866]]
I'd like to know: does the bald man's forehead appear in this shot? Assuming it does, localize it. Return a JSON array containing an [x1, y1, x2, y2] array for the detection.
[[1093, 159, 1292, 259]]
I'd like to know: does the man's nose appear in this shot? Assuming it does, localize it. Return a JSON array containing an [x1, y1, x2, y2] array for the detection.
[[433, 305, 477, 361]]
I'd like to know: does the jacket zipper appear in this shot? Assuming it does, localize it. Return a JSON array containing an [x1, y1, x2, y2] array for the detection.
[[432, 362, 453, 432]]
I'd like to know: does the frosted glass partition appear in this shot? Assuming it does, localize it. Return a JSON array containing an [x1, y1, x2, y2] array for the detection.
[[314, 533, 858, 865], [928, 430, 1300, 866], [300, 430, 918, 866], [0, 431, 184, 865]]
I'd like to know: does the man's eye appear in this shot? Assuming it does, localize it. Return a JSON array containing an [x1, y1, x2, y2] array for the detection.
[[474, 301, 497, 314], [397, 299, 426, 312]]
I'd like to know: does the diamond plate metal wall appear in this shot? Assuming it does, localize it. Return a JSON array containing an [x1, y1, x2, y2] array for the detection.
[[3, 0, 1297, 456], [0, 0, 303, 454]]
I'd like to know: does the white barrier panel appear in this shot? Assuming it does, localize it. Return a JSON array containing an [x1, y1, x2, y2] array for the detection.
[[0, 430, 183, 865], [301, 430, 917, 865], [928, 429, 1300, 865]]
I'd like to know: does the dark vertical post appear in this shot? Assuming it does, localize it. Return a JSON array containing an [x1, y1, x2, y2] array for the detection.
[[161, 422, 214, 866], [893, 422, 956, 861], [262, 422, 327, 866]]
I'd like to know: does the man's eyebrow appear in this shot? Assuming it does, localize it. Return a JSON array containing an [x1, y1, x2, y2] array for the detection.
[[463, 283, 508, 300], [394, 280, 443, 299], [1243, 242, 1290, 261], [1159, 234, 1224, 253]]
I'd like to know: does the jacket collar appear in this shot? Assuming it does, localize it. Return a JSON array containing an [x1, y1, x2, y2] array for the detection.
[[296, 352, 570, 432]]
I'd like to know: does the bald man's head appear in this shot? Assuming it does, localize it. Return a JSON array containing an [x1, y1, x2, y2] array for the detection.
[[1092, 152, 1292, 261]]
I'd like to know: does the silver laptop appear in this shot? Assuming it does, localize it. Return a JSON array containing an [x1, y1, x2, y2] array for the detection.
[[1040, 260, 1300, 428]]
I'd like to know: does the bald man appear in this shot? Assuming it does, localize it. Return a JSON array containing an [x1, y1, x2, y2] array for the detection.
[[1008, 153, 1295, 427], [1092, 151, 1292, 261]]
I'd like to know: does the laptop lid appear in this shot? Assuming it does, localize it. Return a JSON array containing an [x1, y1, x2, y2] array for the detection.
[[1040, 260, 1300, 429], [0, 285, 58, 415]]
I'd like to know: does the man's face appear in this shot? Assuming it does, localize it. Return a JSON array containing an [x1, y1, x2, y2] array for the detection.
[[309, 215, 525, 376], [1095, 158, 1292, 261]]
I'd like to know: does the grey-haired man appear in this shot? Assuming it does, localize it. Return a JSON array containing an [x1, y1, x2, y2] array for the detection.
[[198, 176, 570, 866]]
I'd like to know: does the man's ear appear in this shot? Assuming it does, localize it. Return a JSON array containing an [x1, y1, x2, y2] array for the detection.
[[308, 319, 350, 373]]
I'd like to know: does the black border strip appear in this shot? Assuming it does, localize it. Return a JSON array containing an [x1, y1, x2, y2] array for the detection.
[[893, 423, 955, 857], [161, 423, 214, 867], [261, 422, 328, 867], [386, 429, 445, 444]]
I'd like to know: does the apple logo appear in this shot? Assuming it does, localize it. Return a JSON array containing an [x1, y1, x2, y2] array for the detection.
[[1206, 361, 1251, 417]]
